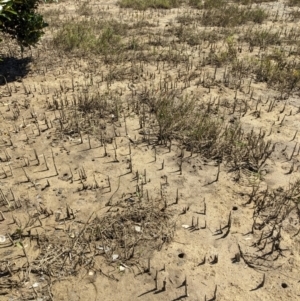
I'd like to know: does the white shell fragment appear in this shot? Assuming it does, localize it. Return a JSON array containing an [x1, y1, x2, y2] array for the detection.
[[0, 235, 6, 243], [32, 282, 39, 288], [119, 265, 125, 271], [112, 254, 119, 261], [182, 225, 189, 229], [97, 246, 110, 252], [135, 225, 142, 232]]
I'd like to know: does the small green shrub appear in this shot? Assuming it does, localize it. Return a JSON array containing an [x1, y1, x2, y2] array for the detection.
[[201, 6, 268, 27], [118, 0, 181, 10], [288, 0, 300, 6], [174, 25, 231, 45], [254, 50, 300, 91], [189, 0, 225, 9], [52, 20, 125, 55], [240, 29, 281, 49]]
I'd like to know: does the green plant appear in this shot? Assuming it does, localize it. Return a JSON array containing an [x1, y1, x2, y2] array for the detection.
[[254, 50, 300, 91], [201, 6, 268, 27], [0, 0, 48, 49], [174, 24, 231, 45], [288, 0, 300, 6], [76, 1, 92, 16], [232, 0, 275, 4], [118, 0, 181, 10], [52, 20, 125, 56], [139, 90, 192, 143], [207, 36, 238, 66], [190, 0, 225, 9], [240, 29, 281, 49]]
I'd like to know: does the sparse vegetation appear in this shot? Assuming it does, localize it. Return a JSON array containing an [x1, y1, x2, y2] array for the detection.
[[240, 29, 281, 49], [52, 20, 126, 55], [201, 6, 268, 27], [118, 0, 181, 10], [288, 0, 300, 6], [1, 0, 300, 300]]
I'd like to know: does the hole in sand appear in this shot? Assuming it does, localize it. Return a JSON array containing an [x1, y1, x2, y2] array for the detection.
[[232, 206, 238, 211], [178, 253, 185, 259], [281, 283, 288, 289]]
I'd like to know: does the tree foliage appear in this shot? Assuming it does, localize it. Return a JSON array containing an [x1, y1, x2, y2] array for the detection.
[[0, 0, 48, 49]]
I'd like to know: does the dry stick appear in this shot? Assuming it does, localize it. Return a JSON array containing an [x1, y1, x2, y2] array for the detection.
[[154, 146, 156, 162], [288, 142, 298, 161], [10, 189, 15, 202], [0, 75, 11, 96], [212, 285, 218, 300], [147, 258, 151, 274], [21, 167, 30, 182], [268, 99, 276, 112], [164, 197, 167, 209], [8, 164, 14, 177], [0, 211, 5, 221], [4, 149, 11, 161], [34, 149, 40, 165], [0, 189, 9, 206], [6, 233, 14, 247], [114, 148, 118, 162], [162, 278, 167, 291], [185, 276, 188, 297], [297, 145, 300, 157], [51, 149, 58, 176], [60, 212, 95, 270], [103, 142, 107, 156], [93, 174, 99, 189], [35, 122, 41, 136], [88, 135, 91, 150], [179, 158, 183, 175], [43, 154, 49, 171], [124, 117, 128, 135], [107, 176, 111, 192], [279, 114, 286, 126], [79, 131, 83, 144], [124, 228, 127, 259], [66, 205, 71, 219], [250, 274, 265, 291], [280, 100, 287, 114], [161, 160, 164, 170], [218, 212, 231, 239], [203, 199, 206, 215], [290, 130, 298, 142], [81, 166, 87, 179], [1, 167, 7, 178], [154, 270, 158, 290], [285, 162, 294, 175], [206, 163, 220, 185], [175, 188, 179, 204], [129, 156, 132, 173], [20, 242, 30, 267]]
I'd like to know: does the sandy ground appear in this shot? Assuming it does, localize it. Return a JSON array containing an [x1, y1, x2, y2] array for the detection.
[[0, 0, 300, 300]]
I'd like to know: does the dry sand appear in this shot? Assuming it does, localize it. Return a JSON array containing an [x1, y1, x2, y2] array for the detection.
[[0, 0, 300, 300]]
